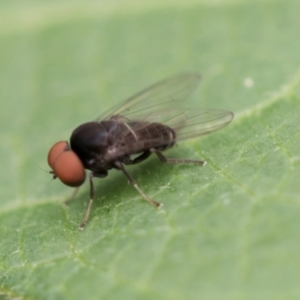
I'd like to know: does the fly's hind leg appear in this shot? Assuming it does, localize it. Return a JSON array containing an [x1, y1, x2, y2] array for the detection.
[[114, 161, 162, 208], [150, 148, 206, 165]]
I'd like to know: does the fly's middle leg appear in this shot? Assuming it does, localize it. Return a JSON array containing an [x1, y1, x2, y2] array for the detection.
[[122, 151, 151, 165], [150, 148, 206, 165], [114, 161, 162, 208]]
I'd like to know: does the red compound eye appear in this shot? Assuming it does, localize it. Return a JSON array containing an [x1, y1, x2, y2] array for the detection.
[[47, 141, 70, 168], [48, 141, 86, 187]]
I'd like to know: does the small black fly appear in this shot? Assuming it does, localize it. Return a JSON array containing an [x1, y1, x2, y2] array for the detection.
[[47, 73, 234, 229]]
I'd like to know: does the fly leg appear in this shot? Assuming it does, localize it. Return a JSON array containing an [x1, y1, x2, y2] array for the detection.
[[122, 151, 151, 165], [150, 148, 206, 165], [79, 172, 95, 230], [114, 161, 162, 208], [64, 187, 80, 205]]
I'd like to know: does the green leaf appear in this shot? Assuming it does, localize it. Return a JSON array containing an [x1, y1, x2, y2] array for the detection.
[[1, 0, 300, 299]]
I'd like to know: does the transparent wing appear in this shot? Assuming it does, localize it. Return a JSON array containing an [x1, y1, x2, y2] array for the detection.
[[96, 73, 201, 121], [162, 108, 233, 140]]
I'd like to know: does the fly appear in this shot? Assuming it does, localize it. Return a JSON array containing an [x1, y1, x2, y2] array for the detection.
[[47, 73, 234, 229]]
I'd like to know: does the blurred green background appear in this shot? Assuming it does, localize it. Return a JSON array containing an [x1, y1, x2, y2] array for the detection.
[[1, 0, 300, 299]]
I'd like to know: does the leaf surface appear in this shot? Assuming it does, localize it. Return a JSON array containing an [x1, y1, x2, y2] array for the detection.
[[1, 1, 300, 299]]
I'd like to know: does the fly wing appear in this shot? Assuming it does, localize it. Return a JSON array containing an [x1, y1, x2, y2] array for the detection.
[[156, 108, 233, 141], [96, 73, 201, 122], [96, 73, 233, 151]]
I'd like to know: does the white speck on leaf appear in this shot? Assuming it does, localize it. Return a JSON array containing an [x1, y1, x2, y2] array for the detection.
[[243, 77, 254, 88]]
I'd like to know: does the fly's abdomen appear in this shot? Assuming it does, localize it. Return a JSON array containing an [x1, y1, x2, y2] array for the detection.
[[126, 122, 176, 152], [103, 121, 176, 159]]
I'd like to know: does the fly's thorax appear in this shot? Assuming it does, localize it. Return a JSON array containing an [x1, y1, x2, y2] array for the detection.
[[70, 120, 130, 172], [70, 121, 110, 169]]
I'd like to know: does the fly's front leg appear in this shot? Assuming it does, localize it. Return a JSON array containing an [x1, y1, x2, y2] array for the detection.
[[79, 172, 95, 230], [64, 187, 80, 205], [150, 148, 206, 165], [114, 161, 162, 208]]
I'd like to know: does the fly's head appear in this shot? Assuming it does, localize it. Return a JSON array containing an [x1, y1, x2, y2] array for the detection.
[[47, 141, 86, 187]]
